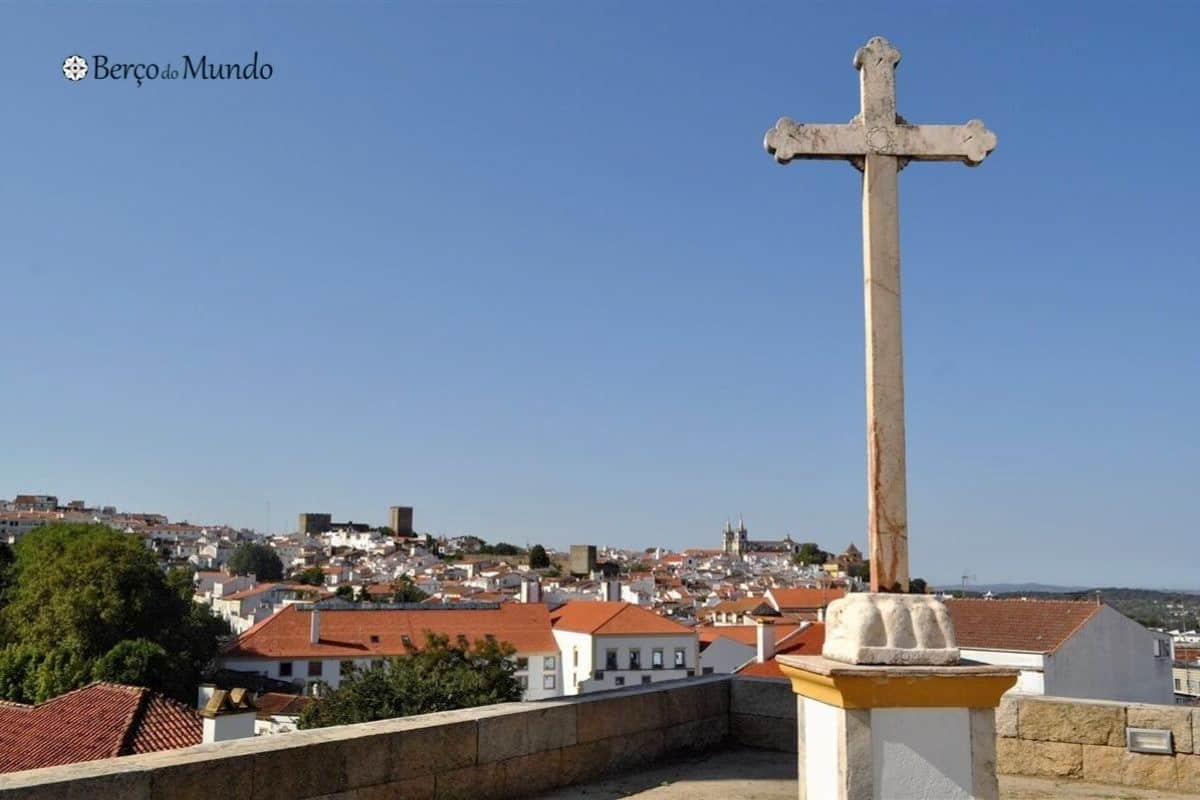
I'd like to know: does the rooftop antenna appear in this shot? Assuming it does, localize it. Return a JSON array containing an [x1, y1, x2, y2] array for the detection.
[[960, 572, 977, 597]]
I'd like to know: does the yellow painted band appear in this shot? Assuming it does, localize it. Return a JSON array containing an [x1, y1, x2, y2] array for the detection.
[[779, 664, 1017, 709]]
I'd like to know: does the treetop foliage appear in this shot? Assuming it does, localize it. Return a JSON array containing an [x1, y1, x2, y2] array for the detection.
[[298, 632, 520, 728], [227, 542, 284, 581], [0, 523, 229, 704]]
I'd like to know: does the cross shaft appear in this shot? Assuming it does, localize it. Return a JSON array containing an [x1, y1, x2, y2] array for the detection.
[[762, 36, 996, 593]]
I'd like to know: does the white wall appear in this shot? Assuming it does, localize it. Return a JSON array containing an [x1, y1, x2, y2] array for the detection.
[[553, 631, 698, 695], [871, 708, 973, 800], [221, 649, 561, 701], [1045, 606, 1173, 704], [700, 638, 755, 675], [959, 649, 1045, 695]]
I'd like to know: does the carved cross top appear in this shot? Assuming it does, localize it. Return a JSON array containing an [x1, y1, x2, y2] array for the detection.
[[764, 37, 996, 169]]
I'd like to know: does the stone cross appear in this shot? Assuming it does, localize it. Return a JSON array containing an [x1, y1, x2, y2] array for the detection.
[[763, 36, 996, 593]]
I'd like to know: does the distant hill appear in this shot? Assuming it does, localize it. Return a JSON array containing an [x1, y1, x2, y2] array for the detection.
[[934, 582, 1092, 594], [932, 585, 1200, 629]]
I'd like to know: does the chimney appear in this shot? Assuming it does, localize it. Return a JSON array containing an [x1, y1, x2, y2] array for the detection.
[[196, 683, 216, 710], [755, 617, 775, 663], [200, 687, 257, 743], [601, 580, 620, 602], [520, 577, 542, 604], [310, 607, 321, 644]]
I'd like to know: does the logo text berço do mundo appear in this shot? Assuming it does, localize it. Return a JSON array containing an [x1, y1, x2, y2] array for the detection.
[[62, 53, 274, 87]]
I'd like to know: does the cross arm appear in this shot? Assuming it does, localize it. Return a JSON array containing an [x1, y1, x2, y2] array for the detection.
[[894, 120, 998, 165], [764, 118, 867, 164]]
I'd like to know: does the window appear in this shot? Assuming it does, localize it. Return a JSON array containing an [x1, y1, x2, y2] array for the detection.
[[573, 648, 579, 668], [651, 649, 663, 669], [278, 661, 293, 678], [543, 674, 556, 690], [615, 676, 625, 687], [544, 655, 556, 670], [1154, 639, 1170, 658], [641, 675, 652, 685], [605, 649, 618, 670], [340, 660, 355, 677], [1176, 678, 1183, 691], [308, 661, 323, 677], [594, 670, 605, 680], [674, 648, 686, 668], [702, 667, 714, 675], [628, 649, 641, 670], [516, 657, 529, 671]]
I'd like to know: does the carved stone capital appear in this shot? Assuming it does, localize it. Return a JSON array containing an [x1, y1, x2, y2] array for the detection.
[[822, 593, 960, 666]]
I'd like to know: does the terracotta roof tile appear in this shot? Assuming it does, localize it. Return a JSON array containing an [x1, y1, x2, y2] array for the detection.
[[223, 603, 558, 658], [736, 623, 826, 679], [766, 587, 845, 611], [946, 598, 1103, 654], [0, 683, 201, 774], [254, 692, 314, 718], [549, 602, 694, 636], [696, 623, 805, 647]]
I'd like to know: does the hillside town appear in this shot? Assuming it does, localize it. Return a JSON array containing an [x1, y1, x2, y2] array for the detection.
[[0, 490, 1190, 786]]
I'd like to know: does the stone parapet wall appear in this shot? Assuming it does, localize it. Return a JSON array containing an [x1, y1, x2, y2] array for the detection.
[[0, 676, 736, 800], [729, 676, 797, 753], [997, 694, 1200, 793]]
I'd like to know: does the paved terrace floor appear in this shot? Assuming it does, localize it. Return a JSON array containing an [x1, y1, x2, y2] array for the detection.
[[533, 748, 1200, 800]]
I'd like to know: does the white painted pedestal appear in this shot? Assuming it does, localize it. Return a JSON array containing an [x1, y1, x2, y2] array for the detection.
[[780, 655, 1017, 800]]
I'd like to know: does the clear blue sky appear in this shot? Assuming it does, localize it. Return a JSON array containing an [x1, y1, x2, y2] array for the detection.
[[2, 4, 1196, 588]]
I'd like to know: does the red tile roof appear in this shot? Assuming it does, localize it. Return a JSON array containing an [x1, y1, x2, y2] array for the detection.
[[223, 603, 558, 659], [0, 682, 201, 774], [696, 623, 805, 647], [254, 692, 314, 719], [736, 623, 826, 679], [766, 587, 845, 611], [707, 597, 776, 616], [945, 598, 1103, 654], [549, 602, 694, 636]]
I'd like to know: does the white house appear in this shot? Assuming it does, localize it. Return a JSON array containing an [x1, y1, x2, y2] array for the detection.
[[945, 598, 1173, 704], [698, 622, 811, 675], [218, 602, 562, 701], [550, 601, 698, 695], [211, 582, 324, 633]]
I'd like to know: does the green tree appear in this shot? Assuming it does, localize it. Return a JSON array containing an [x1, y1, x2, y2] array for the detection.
[[292, 566, 325, 586], [91, 639, 173, 687], [908, 577, 928, 594], [794, 542, 828, 566], [165, 566, 196, 600], [335, 584, 355, 601], [392, 577, 428, 603], [226, 543, 284, 581], [478, 542, 522, 556], [847, 560, 870, 582], [298, 632, 519, 729], [529, 545, 550, 569], [0, 523, 230, 703]]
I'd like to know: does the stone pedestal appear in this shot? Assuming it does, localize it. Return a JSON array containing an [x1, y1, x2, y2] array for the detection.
[[779, 655, 1018, 800]]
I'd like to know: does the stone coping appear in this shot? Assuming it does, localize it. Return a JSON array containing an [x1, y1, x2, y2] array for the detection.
[[778, 655, 1018, 709], [0, 675, 739, 799], [778, 654, 1020, 678]]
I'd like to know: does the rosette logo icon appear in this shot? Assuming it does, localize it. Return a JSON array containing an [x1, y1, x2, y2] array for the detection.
[[62, 55, 88, 82]]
